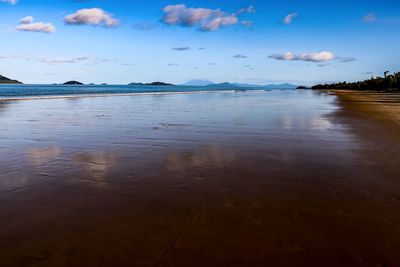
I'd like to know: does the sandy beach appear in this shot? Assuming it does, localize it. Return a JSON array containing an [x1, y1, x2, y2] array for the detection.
[[332, 90, 400, 123], [0, 90, 400, 266]]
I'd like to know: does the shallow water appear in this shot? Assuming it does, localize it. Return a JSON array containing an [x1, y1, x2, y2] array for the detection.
[[0, 84, 262, 99], [0, 90, 399, 266]]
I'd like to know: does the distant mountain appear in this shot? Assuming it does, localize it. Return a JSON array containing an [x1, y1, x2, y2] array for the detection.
[[205, 82, 238, 88], [64, 81, 83, 85], [204, 82, 298, 89], [232, 83, 263, 88], [129, 82, 175, 86], [182, 79, 215, 86], [0, 74, 22, 84], [237, 83, 298, 89]]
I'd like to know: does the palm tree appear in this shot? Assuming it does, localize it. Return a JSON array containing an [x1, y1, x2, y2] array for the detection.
[[384, 71, 390, 78]]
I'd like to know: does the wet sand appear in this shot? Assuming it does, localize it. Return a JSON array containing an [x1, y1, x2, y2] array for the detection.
[[0, 90, 400, 266], [333, 90, 400, 127]]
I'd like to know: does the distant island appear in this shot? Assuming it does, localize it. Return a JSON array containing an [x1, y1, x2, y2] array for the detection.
[[129, 82, 175, 86], [205, 82, 297, 89], [0, 75, 299, 89], [313, 71, 400, 91], [182, 79, 214, 86], [64, 81, 83, 85], [205, 82, 237, 88], [296, 86, 310, 89], [182, 80, 298, 89], [0, 74, 22, 84]]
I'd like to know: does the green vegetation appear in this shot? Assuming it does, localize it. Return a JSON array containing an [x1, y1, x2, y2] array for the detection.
[[312, 71, 400, 91]]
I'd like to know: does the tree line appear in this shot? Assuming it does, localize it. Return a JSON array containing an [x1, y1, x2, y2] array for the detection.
[[312, 71, 400, 91]]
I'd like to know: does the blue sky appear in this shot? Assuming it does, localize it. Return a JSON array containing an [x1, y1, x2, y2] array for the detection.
[[0, 0, 399, 85]]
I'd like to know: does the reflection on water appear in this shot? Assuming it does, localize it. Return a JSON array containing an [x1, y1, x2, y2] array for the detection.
[[0, 90, 344, 192], [0, 101, 10, 114], [166, 146, 236, 174], [26, 146, 62, 167], [278, 114, 333, 131], [0, 173, 29, 192], [73, 151, 117, 180]]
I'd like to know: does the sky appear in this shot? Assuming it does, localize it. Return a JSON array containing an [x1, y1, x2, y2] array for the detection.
[[0, 0, 399, 85]]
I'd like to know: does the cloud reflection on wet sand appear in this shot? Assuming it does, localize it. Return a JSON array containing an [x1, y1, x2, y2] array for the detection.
[[277, 114, 333, 131], [72, 151, 118, 182], [0, 173, 29, 192], [26, 146, 62, 167], [166, 146, 236, 174]]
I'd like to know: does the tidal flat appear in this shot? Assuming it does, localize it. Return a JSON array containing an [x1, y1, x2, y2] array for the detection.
[[0, 90, 399, 266]]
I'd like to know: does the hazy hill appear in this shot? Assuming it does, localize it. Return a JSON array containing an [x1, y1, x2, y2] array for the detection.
[[205, 82, 238, 88], [202, 82, 298, 89], [182, 79, 215, 86]]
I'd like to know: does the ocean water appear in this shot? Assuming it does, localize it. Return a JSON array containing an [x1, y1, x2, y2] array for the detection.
[[0, 84, 269, 99]]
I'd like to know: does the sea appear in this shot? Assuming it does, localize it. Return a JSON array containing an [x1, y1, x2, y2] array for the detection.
[[0, 84, 278, 99]]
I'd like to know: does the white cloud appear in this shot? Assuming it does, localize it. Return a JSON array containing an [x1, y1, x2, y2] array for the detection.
[[269, 51, 336, 62], [16, 17, 56, 33], [65, 8, 119, 27], [0, 54, 13, 59], [202, 15, 238, 31], [162, 4, 240, 31], [237, 5, 256, 15], [362, 12, 377, 23], [0, 53, 114, 65], [283, 13, 298, 25], [39, 56, 90, 64], [19, 16, 34, 24], [16, 16, 55, 33], [0, 0, 17, 5]]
